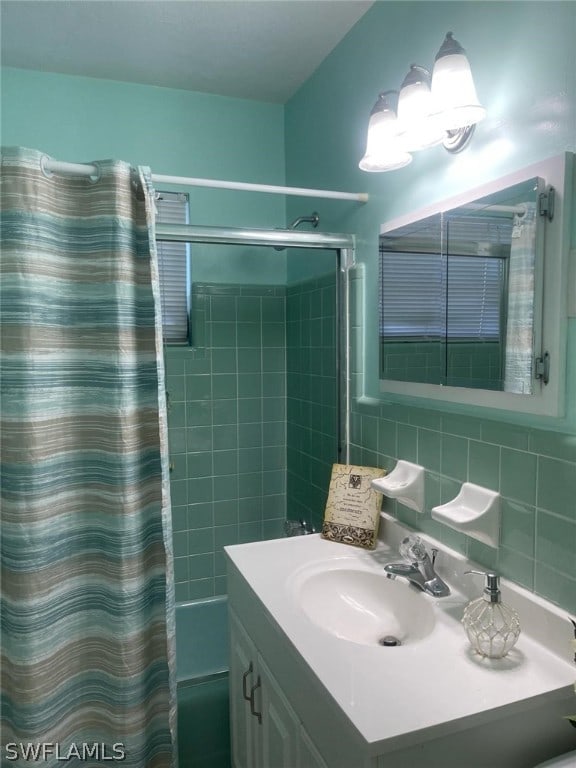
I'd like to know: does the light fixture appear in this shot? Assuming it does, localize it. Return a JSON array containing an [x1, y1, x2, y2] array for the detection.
[[431, 32, 486, 152], [358, 91, 412, 172], [397, 65, 446, 152], [360, 32, 485, 171]]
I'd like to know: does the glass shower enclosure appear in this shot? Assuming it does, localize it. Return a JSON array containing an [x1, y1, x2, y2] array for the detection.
[[157, 221, 355, 602]]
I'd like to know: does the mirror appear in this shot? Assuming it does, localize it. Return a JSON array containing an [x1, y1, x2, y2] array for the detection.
[[380, 178, 542, 393], [375, 153, 573, 418]]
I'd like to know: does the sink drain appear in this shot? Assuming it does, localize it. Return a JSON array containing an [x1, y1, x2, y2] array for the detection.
[[379, 635, 401, 647]]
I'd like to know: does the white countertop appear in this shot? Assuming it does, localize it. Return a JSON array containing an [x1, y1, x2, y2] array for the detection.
[[225, 517, 576, 752]]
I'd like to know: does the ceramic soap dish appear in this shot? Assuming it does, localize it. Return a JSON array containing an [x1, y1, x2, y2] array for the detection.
[[432, 482, 500, 548], [371, 460, 425, 513]]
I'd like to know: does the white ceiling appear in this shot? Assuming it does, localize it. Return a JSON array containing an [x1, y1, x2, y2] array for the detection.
[[0, 0, 374, 103]]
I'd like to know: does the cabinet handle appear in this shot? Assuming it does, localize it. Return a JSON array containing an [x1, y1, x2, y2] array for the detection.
[[249, 676, 262, 725], [242, 661, 253, 702]]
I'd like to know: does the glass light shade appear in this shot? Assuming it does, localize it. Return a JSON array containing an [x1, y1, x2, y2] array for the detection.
[[359, 149, 412, 172], [397, 66, 446, 151], [359, 91, 412, 172], [431, 33, 486, 131]]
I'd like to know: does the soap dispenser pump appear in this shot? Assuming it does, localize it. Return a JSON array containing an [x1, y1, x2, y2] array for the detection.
[[462, 570, 521, 659]]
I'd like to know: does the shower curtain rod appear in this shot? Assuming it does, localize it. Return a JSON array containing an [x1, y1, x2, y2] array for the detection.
[[40, 157, 369, 203]]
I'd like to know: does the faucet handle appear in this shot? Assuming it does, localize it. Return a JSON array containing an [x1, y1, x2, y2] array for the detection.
[[399, 535, 428, 563]]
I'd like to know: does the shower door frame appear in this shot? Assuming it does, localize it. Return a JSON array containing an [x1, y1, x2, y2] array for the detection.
[[156, 222, 355, 465]]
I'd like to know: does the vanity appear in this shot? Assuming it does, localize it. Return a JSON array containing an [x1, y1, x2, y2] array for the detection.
[[225, 515, 576, 768], [224, 153, 576, 767]]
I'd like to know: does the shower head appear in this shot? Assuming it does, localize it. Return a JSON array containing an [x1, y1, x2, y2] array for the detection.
[[289, 212, 320, 230], [273, 212, 320, 251]]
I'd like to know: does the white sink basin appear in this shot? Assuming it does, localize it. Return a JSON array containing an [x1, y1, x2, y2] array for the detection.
[[292, 561, 436, 646]]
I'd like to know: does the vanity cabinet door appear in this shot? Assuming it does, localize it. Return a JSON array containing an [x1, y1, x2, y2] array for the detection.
[[258, 654, 300, 768], [230, 608, 315, 768], [229, 609, 260, 768]]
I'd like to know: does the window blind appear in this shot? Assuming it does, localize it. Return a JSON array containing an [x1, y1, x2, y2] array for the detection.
[[155, 192, 190, 344], [380, 250, 505, 340], [380, 251, 447, 337], [447, 255, 504, 339], [380, 214, 510, 341], [446, 215, 509, 340]]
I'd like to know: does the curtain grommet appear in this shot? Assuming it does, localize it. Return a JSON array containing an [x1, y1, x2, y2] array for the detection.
[[88, 163, 101, 184], [40, 155, 54, 178]]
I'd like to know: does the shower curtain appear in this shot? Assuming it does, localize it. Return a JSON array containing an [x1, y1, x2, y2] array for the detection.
[[0, 147, 176, 766], [504, 203, 537, 394]]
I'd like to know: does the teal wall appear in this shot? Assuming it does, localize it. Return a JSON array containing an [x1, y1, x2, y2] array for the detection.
[[285, 1, 576, 612], [0, 66, 289, 283]]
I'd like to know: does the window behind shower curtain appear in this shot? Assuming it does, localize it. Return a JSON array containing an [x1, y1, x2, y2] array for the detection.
[[156, 191, 191, 344]]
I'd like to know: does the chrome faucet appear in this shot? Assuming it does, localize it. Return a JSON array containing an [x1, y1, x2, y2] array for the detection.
[[384, 536, 451, 598]]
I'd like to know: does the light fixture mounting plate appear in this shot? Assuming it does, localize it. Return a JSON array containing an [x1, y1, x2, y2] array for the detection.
[[442, 124, 475, 153]]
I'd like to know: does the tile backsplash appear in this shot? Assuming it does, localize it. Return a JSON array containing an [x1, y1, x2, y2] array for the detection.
[[165, 278, 575, 615], [349, 402, 576, 613]]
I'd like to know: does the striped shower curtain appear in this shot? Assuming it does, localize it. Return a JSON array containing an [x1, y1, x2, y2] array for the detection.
[[0, 147, 176, 766]]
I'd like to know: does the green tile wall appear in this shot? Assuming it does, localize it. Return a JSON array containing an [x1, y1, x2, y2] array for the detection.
[[172, 278, 575, 611], [286, 272, 340, 532], [166, 283, 287, 601], [381, 340, 502, 389], [349, 402, 576, 613]]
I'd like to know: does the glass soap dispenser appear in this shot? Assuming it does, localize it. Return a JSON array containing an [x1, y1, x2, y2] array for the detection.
[[462, 570, 521, 659]]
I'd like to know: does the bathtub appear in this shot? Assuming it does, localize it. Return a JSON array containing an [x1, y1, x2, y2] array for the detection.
[[176, 596, 229, 682], [175, 596, 231, 768]]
